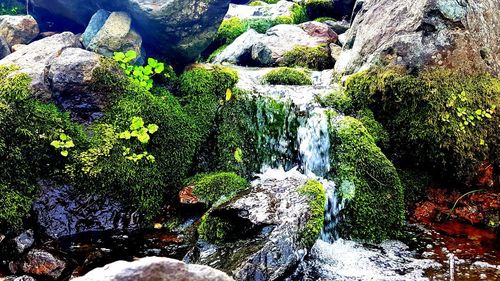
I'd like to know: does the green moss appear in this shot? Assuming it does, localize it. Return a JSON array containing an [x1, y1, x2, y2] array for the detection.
[[197, 90, 260, 177], [262, 67, 312, 85], [305, 0, 335, 20], [244, 18, 276, 34], [207, 44, 228, 62], [397, 168, 431, 207], [0, 0, 24, 15], [274, 15, 294, 25], [198, 214, 234, 243], [179, 65, 239, 142], [328, 115, 405, 242], [314, 17, 336, 23], [70, 87, 200, 221], [217, 17, 248, 44], [356, 108, 389, 147], [280, 45, 334, 71], [253, 0, 279, 4], [248, 1, 264, 6], [298, 180, 326, 248], [0, 66, 86, 231], [316, 89, 352, 112], [290, 3, 309, 24], [345, 68, 500, 183], [186, 172, 249, 206]]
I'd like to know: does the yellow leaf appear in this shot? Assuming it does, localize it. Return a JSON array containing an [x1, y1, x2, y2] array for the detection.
[[225, 88, 232, 101], [154, 223, 162, 229]]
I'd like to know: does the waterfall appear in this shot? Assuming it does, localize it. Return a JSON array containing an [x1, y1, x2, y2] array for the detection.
[[297, 108, 330, 177]]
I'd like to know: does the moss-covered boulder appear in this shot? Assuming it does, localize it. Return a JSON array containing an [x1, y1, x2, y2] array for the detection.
[[345, 67, 500, 184], [187, 170, 326, 280], [280, 44, 334, 70], [185, 172, 249, 206], [262, 67, 312, 85], [327, 114, 405, 242], [0, 65, 86, 232]]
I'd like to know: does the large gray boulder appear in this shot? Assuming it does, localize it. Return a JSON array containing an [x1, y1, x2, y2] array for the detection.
[[0, 32, 81, 100], [335, 0, 500, 76], [29, 0, 231, 62], [185, 169, 325, 281], [0, 15, 39, 47], [73, 257, 234, 281]]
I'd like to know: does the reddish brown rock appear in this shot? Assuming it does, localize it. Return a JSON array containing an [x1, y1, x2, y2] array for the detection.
[[179, 186, 201, 204], [19, 249, 66, 280], [299, 21, 337, 44]]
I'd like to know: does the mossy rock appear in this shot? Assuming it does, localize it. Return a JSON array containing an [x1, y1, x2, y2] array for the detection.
[[186, 172, 250, 206], [195, 90, 260, 178], [262, 67, 312, 85], [0, 65, 86, 231], [298, 179, 326, 248], [69, 86, 200, 221], [345, 67, 500, 184], [179, 65, 239, 143], [327, 115, 405, 242], [305, 0, 335, 20], [217, 17, 248, 44], [280, 45, 334, 71]]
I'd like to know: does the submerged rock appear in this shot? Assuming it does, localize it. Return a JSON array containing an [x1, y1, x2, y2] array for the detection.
[[186, 168, 326, 281], [16, 249, 66, 280], [73, 257, 234, 281], [29, 0, 232, 62], [0, 15, 39, 47], [335, 0, 500, 75], [33, 181, 139, 240]]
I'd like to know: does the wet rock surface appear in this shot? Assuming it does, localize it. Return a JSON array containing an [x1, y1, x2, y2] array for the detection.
[[73, 257, 234, 281], [33, 181, 139, 240], [334, 0, 500, 75], [15, 249, 66, 280], [29, 0, 231, 62], [186, 169, 319, 281]]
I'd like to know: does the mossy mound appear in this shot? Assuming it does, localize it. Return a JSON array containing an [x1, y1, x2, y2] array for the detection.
[[280, 45, 334, 71], [196, 90, 260, 178], [262, 67, 312, 85], [298, 180, 326, 248], [305, 0, 335, 20], [65, 83, 199, 221], [328, 114, 405, 242], [345, 67, 500, 184], [179, 65, 239, 142], [0, 66, 86, 231], [186, 172, 249, 206]]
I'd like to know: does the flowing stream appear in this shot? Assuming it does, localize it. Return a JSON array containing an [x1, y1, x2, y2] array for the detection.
[[233, 64, 500, 281]]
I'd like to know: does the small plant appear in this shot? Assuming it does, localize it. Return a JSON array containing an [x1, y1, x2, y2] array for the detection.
[[51, 132, 75, 157], [113, 51, 165, 90], [119, 116, 158, 163], [262, 67, 312, 85]]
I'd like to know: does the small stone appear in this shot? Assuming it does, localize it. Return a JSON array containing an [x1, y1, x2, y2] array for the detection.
[[20, 249, 66, 280], [480, 273, 487, 279], [13, 230, 34, 254]]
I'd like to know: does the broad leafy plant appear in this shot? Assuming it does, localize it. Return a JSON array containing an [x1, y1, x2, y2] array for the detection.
[[119, 116, 159, 163], [113, 51, 165, 90], [51, 132, 75, 157]]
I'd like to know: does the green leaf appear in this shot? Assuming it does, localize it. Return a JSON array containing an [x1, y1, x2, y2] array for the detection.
[[66, 140, 75, 148], [225, 88, 232, 102], [119, 131, 131, 139], [148, 58, 158, 67], [113, 52, 126, 61], [146, 154, 155, 162], [61, 150, 69, 157], [60, 133, 68, 141], [130, 117, 144, 130], [51, 140, 61, 148], [137, 129, 150, 144], [155, 63, 164, 74], [485, 113, 492, 118], [147, 124, 159, 134], [234, 148, 243, 163], [143, 65, 153, 76], [125, 50, 137, 60]]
